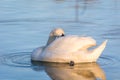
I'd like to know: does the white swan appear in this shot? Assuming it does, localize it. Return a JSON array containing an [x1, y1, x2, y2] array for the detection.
[[31, 28, 107, 63]]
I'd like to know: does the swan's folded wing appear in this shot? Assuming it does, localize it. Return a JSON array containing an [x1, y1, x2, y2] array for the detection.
[[46, 35, 96, 53]]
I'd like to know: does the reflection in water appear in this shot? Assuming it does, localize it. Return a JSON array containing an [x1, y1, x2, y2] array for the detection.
[[0, 0, 97, 23], [54, 0, 96, 22], [32, 62, 106, 80], [75, 0, 80, 22], [54, 0, 65, 3]]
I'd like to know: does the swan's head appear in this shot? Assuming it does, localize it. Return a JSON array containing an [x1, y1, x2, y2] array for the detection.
[[50, 28, 65, 37], [47, 28, 65, 45]]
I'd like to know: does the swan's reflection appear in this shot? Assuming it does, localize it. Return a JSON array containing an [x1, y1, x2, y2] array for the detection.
[[31, 61, 106, 80]]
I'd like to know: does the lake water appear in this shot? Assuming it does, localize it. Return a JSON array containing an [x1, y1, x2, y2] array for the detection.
[[0, 0, 120, 80]]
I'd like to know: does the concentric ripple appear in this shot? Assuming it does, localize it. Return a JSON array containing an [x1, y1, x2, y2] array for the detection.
[[0, 52, 32, 68], [98, 55, 119, 67], [0, 52, 119, 68]]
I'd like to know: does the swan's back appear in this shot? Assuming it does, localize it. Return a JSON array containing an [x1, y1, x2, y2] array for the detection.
[[46, 35, 96, 53]]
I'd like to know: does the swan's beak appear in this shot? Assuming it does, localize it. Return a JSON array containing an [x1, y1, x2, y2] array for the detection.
[[61, 34, 65, 37], [56, 34, 65, 39]]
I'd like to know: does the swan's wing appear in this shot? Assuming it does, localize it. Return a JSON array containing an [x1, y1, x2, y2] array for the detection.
[[46, 35, 96, 53]]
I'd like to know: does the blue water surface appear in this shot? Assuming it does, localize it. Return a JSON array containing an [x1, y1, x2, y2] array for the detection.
[[0, 0, 120, 80]]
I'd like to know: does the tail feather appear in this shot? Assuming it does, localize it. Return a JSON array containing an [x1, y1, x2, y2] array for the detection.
[[91, 40, 108, 61]]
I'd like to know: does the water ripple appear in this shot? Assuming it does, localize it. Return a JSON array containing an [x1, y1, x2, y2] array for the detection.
[[0, 52, 32, 68], [98, 55, 119, 68], [101, 27, 120, 40], [0, 52, 119, 68]]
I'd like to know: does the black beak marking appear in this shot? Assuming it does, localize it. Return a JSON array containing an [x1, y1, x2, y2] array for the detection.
[[61, 34, 65, 37]]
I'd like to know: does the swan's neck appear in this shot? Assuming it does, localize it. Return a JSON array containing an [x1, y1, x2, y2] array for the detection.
[[46, 36, 56, 45]]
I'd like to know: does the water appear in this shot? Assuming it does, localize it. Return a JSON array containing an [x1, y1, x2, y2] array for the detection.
[[0, 0, 120, 80]]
